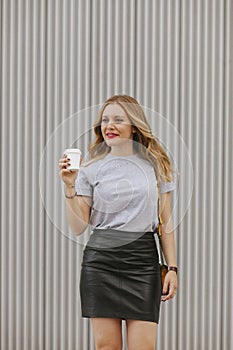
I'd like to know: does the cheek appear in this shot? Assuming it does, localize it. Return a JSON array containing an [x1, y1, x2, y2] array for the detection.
[[125, 125, 133, 135], [100, 124, 105, 135], [116, 127, 130, 139]]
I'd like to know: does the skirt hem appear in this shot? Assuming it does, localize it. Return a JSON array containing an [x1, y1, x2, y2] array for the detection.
[[81, 313, 159, 324]]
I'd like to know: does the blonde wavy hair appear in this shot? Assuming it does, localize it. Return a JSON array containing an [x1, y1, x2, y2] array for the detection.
[[86, 94, 177, 185]]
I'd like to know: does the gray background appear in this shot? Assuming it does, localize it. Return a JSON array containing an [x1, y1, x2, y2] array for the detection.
[[1, 1, 232, 349]]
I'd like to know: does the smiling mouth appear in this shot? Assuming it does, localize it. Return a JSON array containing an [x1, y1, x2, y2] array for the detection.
[[106, 133, 119, 139]]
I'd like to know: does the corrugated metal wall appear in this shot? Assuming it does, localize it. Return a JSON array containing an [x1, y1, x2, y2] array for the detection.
[[1, 1, 232, 349]]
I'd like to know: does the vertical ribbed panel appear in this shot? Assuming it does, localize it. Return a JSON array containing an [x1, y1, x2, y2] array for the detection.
[[1, 1, 46, 349], [1, 1, 232, 350]]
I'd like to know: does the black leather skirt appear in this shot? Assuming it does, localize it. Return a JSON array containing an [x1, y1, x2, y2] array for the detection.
[[79, 229, 162, 323]]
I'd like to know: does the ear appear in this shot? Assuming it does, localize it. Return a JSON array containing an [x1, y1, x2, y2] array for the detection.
[[132, 126, 137, 133]]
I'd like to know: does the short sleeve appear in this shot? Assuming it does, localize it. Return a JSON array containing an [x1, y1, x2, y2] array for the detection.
[[75, 166, 92, 197], [160, 181, 176, 194]]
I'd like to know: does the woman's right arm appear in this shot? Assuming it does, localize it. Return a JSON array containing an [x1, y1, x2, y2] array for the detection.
[[59, 154, 92, 235]]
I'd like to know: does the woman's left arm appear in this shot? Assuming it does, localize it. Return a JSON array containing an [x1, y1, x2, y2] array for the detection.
[[159, 192, 178, 301]]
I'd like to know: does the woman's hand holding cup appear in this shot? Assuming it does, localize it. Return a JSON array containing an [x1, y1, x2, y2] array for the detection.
[[59, 149, 82, 187]]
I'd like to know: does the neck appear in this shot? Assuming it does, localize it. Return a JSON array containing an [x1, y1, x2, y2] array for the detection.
[[110, 144, 134, 157]]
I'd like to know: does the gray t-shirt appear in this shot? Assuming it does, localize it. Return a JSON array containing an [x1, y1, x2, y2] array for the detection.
[[75, 153, 176, 232]]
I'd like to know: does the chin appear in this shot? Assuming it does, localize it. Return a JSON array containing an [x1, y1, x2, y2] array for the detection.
[[105, 139, 121, 147]]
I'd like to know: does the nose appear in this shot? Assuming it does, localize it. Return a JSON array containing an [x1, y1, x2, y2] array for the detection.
[[105, 119, 115, 128], [107, 123, 115, 129]]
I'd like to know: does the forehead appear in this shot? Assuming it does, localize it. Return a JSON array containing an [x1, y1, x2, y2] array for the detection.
[[102, 103, 127, 117]]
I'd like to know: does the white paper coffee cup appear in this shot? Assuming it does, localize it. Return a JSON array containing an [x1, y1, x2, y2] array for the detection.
[[65, 148, 82, 170]]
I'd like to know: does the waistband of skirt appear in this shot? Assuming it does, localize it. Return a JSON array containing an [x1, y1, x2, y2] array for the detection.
[[92, 228, 154, 237], [86, 228, 155, 249]]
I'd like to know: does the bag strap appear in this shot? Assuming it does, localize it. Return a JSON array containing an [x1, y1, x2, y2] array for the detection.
[[157, 184, 166, 266]]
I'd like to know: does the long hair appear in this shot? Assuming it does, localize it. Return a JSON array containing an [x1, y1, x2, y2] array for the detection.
[[87, 95, 177, 185]]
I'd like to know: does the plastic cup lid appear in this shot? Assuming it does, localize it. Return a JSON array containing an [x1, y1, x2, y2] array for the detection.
[[65, 148, 81, 154]]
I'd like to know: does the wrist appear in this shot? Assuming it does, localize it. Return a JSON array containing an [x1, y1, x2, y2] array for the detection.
[[65, 183, 75, 188], [168, 266, 178, 274], [65, 191, 77, 199], [64, 184, 76, 199]]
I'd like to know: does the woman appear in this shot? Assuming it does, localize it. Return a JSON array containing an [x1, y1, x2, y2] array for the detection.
[[59, 95, 178, 350]]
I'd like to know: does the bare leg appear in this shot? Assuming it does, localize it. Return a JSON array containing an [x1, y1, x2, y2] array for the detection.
[[126, 319, 158, 350], [91, 318, 123, 350]]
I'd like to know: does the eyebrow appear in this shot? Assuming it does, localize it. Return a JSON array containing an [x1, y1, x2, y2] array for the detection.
[[102, 115, 125, 118]]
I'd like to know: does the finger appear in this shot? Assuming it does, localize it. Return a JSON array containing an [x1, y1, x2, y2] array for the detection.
[[162, 291, 172, 302], [162, 285, 177, 302], [61, 168, 78, 174], [162, 280, 169, 296], [59, 161, 67, 167], [60, 169, 73, 174], [167, 285, 176, 299], [59, 160, 71, 168], [59, 164, 69, 170], [59, 157, 70, 164]]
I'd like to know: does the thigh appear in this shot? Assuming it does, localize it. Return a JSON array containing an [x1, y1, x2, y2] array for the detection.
[[91, 318, 123, 350], [126, 319, 158, 350]]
